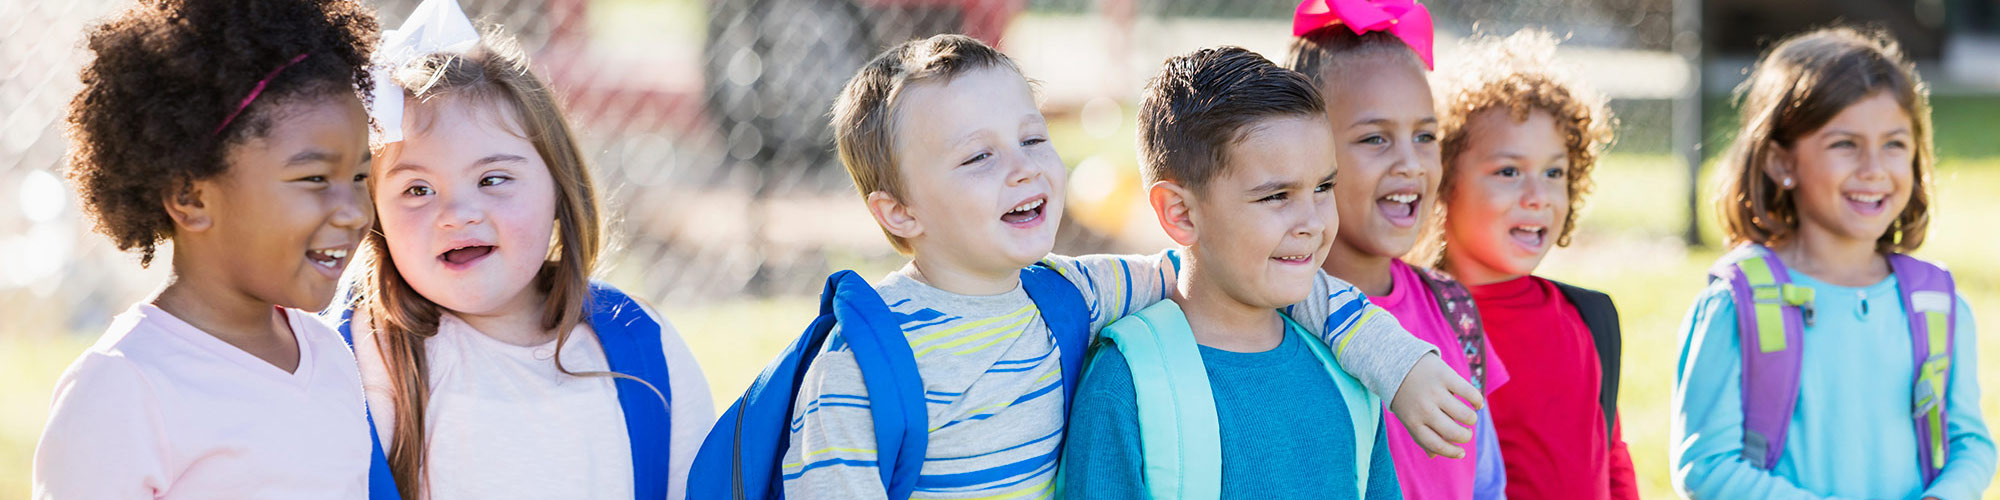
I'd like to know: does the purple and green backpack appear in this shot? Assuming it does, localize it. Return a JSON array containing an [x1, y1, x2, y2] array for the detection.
[[1710, 243, 1958, 484]]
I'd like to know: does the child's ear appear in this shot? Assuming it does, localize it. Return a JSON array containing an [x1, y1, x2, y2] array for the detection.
[[1148, 180, 1197, 246], [1761, 145, 1797, 189], [866, 190, 923, 241], [162, 179, 214, 233]]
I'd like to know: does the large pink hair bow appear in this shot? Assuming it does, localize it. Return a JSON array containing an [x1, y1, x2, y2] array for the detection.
[[1293, 0, 1435, 69]]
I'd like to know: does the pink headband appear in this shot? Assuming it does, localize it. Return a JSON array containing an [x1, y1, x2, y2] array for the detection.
[[1293, 0, 1435, 70], [212, 53, 311, 136]]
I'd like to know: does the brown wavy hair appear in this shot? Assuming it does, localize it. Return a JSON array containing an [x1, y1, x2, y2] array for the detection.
[[1417, 29, 1615, 267], [65, 0, 378, 266], [356, 34, 602, 497], [1714, 26, 1933, 253]]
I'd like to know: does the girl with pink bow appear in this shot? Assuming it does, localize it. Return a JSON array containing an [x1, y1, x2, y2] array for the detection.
[[1287, 1, 1513, 499]]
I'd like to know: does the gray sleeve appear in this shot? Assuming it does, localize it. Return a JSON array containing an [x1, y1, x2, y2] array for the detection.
[[1282, 271, 1436, 400], [1039, 251, 1175, 333]]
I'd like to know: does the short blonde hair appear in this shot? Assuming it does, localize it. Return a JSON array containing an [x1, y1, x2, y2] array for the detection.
[[1421, 30, 1614, 266], [1714, 26, 1933, 253], [830, 34, 1021, 254]]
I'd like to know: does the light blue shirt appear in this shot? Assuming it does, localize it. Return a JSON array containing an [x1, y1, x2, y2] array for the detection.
[[1672, 269, 1994, 500]]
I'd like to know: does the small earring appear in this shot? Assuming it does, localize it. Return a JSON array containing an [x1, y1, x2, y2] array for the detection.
[[1781, 177, 1793, 188]]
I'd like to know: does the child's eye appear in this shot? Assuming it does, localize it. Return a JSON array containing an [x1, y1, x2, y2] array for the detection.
[[298, 175, 328, 183], [1260, 192, 1288, 203], [1496, 166, 1520, 178], [404, 185, 433, 197], [1885, 139, 1909, 150], [479, 175, 511, 187], [1358, 134, 1388, 146], [1022, 137, 1047, 147], [1830, 139, 1857, 150], [353, 173, 370, 183], [1415, 131, 1438, 144], [1544, 167, 1566, 179], [960, 152, 991, 166], [1314, 182, 1333, 193]]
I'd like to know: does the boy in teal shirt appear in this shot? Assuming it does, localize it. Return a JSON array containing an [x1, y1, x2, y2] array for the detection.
[[1062, 46, 1399, 499]]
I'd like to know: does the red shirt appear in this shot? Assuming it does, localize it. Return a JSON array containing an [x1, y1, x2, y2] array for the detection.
[[1471, 276, 1638, 500]]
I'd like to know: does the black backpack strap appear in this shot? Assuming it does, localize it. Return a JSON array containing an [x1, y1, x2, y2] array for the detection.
[[1554, 281, 1621, 442]]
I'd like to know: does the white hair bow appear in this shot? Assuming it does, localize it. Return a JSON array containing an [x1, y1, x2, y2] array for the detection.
[[370, 0, 481, 144]]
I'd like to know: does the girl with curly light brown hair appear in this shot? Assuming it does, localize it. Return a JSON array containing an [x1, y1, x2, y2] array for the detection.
[[1424, 29, 1636, 500], [34, 0, 381, 497]]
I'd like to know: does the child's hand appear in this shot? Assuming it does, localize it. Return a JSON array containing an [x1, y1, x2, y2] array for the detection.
[[1388, 353, 1484, 459]]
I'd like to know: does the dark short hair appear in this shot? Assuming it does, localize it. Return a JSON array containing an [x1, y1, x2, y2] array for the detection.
[[1138, 46, 1326, 192]]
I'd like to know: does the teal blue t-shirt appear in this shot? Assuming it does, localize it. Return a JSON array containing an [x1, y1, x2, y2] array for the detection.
[[1060, 326, 1401, 499]]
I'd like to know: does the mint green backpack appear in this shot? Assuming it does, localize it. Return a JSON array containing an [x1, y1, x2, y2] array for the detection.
[[1085, 300, 1382, 499]]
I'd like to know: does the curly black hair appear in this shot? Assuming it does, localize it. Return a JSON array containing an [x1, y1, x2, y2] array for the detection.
[[66, 0, 378, 266]]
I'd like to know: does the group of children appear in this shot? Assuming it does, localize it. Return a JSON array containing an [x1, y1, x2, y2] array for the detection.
[[25, 0, 1991, 499]]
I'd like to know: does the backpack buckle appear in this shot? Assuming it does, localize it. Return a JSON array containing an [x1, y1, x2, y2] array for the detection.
[[1750, 283, 1817, 327], [1913, 357, 1950, 418]]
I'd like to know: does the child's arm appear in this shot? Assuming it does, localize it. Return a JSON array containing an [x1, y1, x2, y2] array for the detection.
[[1037, 252, 1174, 335], [1608, 416, 1639, 500], [1058, 347, 1148, 500], [31, 355, 168, 499], [1671, 285, 1862, 500], [1921, 298, 1996, 500], [1052, 253, 1482, 457], [1285, 273, 1482, 458], [781, 327, 892, 499]]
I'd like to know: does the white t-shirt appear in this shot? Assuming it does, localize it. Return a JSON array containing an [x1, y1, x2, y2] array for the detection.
[[33, 303, 372, 499], [351, 301, 714, 500]]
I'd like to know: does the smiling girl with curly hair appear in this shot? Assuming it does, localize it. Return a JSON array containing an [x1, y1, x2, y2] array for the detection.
[[1422, 29, 1635, 500], [33, 0, 381, 497]]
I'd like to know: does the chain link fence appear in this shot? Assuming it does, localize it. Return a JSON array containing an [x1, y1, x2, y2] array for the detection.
[[0, 0, 1695, 335]]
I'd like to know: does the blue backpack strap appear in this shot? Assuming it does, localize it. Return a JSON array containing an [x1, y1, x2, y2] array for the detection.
[[1888, 254, 1957, 485], [335, 308, 404, 500], [586, 283, 675, 500], [686, 271, 926, 500], [1280, 314, 1380, 497], [1096, 300, 1223, 500], [1098, 301, 1380, 499], [1018, 264, 1089, 417]]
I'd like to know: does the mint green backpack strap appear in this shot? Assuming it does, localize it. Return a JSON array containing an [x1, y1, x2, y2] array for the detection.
[[1282, 315, 1382, 498], [1097, 300, 1223, 500]]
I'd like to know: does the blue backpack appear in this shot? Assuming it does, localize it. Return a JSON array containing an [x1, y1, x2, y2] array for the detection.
[[337, 283, 676, 500], [686, 265, 1088, 500]]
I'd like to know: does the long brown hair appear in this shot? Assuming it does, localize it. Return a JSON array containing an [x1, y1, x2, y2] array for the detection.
[[357, 34, 602, 497], [1715, 26, 1934, 253]]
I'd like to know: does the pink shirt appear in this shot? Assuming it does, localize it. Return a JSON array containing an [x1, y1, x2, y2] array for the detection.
[[32, 304, 370, 499], [1370, 260, 1510, 500]]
